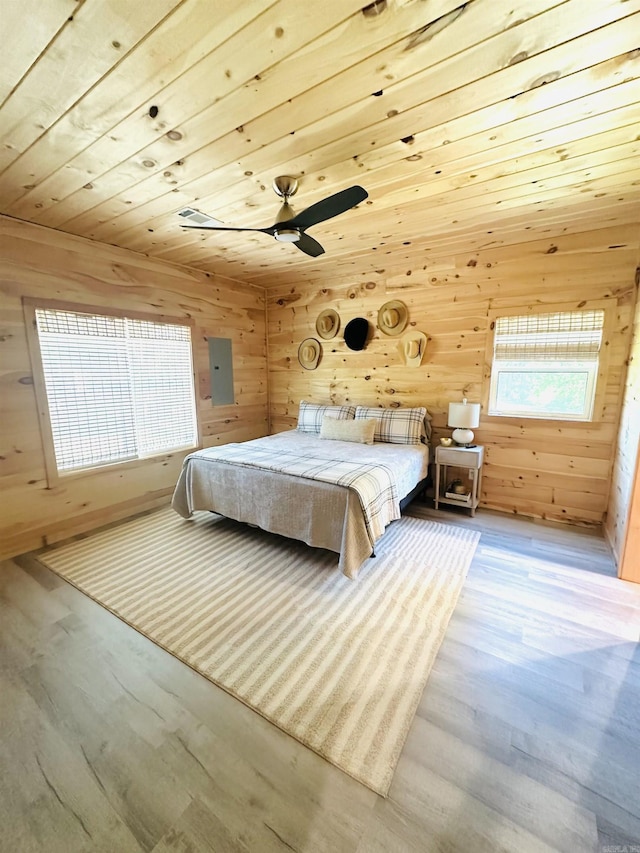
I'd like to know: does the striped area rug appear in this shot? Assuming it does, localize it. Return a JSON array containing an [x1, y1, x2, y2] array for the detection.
[[38, 506, 479, 795]]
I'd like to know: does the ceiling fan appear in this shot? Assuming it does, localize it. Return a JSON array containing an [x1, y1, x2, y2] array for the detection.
[[178, 176, 368, 257]]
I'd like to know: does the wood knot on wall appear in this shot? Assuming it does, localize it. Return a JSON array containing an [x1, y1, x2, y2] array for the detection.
[[274, 293, 300, 307], [347, 282, 378, 299]]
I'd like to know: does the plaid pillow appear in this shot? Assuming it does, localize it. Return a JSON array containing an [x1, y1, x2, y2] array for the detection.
[[354, 405, 428, 445], [297, 400, 356, 434]]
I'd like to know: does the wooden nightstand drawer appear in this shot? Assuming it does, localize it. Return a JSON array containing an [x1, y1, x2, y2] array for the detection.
[[437, 446, 483, 467]]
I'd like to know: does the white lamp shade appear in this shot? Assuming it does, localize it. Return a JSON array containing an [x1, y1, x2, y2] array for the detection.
[[448, 399, 480, 429]]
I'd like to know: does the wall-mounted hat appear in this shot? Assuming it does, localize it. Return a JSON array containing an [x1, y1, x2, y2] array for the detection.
[[316, 308, 340, 340], [298, 338, 321, 370], [378, 300, 408, 336], [344, 317, 370, 351], [399, 330, 427, 368]]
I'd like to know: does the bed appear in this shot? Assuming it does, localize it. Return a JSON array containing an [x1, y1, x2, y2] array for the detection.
[[172, 404, 430, 579]]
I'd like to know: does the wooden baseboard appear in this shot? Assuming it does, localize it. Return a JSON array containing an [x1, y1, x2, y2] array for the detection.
[[1, 491, 173, 561]]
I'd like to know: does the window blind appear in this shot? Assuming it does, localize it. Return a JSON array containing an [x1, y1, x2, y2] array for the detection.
[[35, 308, 197, 473], [494, 310, 605, 361]]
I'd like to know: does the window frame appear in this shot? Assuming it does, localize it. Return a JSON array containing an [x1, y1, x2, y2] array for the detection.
[[482, 300, 613, 424], [23, 297, 201, 486]]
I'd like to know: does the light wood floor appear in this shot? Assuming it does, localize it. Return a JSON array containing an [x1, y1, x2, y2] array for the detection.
[[1, 504, 639, 853]]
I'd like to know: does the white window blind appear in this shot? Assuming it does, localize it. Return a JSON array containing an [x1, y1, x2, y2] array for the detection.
[[35, 308, 197, 473], [494, 310, 604, 361]]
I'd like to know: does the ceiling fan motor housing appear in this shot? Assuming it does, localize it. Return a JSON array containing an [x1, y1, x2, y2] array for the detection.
[[274, 200, 300, 242], [273, 178, 301, 240]]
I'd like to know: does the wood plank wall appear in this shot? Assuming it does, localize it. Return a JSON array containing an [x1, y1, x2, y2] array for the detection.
[[606, 280, 640, 571], [267, 224, 639, 528], [0, 216, 267, 560]]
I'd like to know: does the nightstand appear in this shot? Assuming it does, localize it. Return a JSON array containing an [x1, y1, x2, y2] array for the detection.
[[434, 444, 484, 517]]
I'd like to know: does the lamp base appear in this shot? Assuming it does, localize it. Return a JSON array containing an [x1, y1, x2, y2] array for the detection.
[[452, 427, 475, 446]]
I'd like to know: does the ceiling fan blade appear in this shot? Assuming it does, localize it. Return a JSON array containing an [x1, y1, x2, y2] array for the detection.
[[283, 185, 368, 230], [295, 232, 325, 257]]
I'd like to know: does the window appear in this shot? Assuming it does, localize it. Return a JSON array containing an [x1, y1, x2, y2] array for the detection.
[[488, 309, 605, 421], [29, 304, 198, 475]]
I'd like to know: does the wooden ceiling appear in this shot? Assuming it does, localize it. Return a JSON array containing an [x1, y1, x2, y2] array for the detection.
[[1, 0, 639, 288]]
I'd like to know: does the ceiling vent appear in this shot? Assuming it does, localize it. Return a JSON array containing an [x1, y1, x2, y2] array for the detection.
[[177, 207, 224, 227]]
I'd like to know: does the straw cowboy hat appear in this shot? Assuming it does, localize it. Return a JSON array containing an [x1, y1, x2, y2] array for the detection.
[[378, 300, 408, 336], [315, 308, 340, 340], [399, 330, 427, 368], [298, 338, 321, 370]]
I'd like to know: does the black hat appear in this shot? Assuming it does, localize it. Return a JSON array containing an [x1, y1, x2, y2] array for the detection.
[[344, 317, 369, 351]]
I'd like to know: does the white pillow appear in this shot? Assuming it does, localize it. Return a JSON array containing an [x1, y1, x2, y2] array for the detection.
[[320, 416, 377, 445], [297, 400, 356, 434], [354, 405, 428, 445]]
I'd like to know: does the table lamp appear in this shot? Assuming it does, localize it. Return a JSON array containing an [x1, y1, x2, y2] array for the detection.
[[448, 398, 481, 446]]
